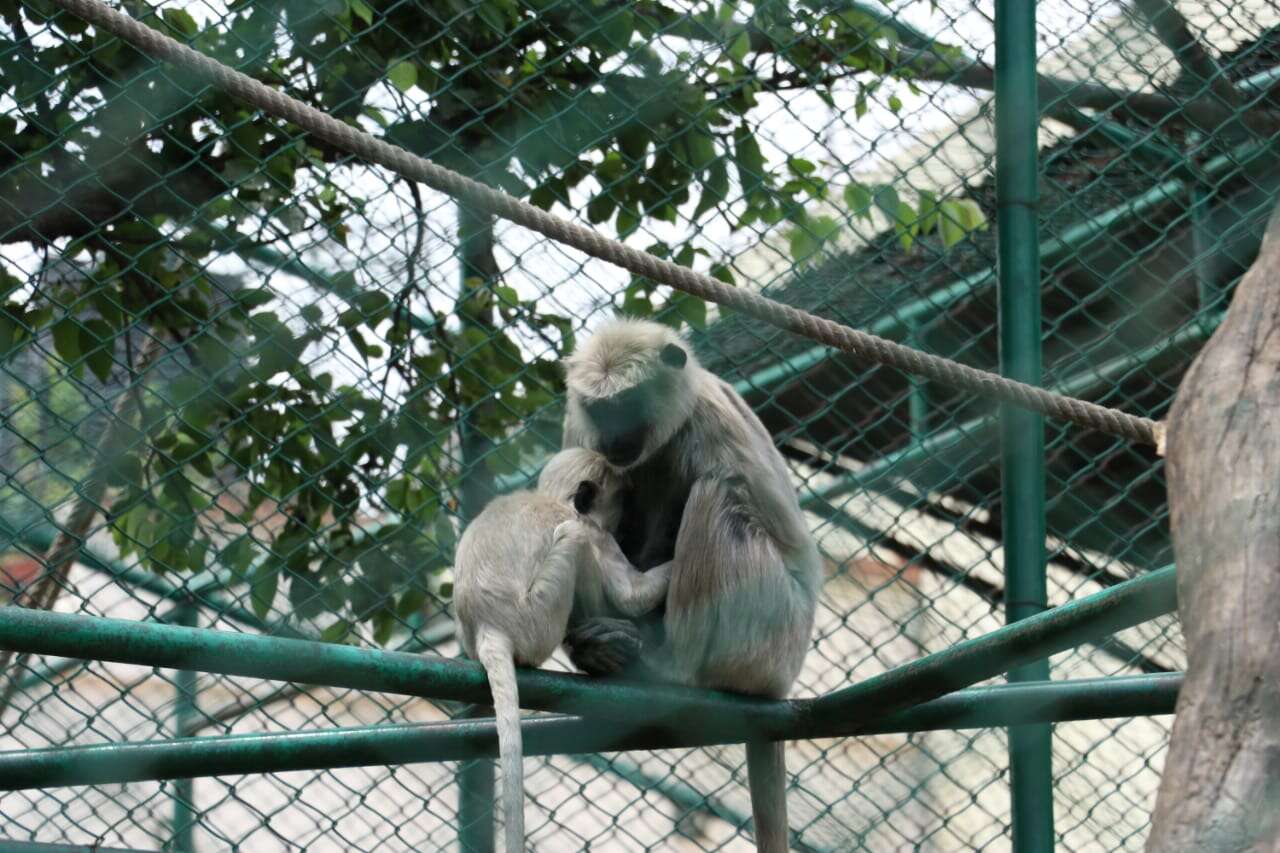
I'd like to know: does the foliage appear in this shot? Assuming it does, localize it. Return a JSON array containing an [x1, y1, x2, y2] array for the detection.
[[0, 0, 980, 636]]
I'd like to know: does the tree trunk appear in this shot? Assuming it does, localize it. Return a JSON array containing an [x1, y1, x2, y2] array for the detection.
[[1147, 203, 1280, 851]]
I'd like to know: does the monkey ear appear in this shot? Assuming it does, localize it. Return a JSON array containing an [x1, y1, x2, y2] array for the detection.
[[573, 480, 598, 514], [659, 343, 687, 369]]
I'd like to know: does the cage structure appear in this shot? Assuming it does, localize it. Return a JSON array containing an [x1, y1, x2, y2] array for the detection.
[[0, 0, 1275, 850]]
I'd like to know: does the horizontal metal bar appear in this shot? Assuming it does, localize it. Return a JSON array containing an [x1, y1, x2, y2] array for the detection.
[[0, 841, 150, 853], [0, 565, 1175, 743], [0, 604, 796, 738], [0, 674, 1180, 790]]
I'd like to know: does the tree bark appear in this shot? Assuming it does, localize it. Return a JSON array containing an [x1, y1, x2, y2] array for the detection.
[[1147, 203, 1280, 851]]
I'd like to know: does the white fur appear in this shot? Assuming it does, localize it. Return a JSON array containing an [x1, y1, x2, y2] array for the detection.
[[452, 449, 668, 853], [562, 319, 822, 852]]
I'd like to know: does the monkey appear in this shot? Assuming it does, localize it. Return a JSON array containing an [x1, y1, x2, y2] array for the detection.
[[560, 318, 822, 853], [452, 446, 670, 853]]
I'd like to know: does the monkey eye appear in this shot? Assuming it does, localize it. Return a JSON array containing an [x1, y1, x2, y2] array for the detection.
[[573, 480, 597, 514]]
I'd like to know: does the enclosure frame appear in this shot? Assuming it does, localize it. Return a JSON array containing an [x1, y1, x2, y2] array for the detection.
[[0, 0, 1224, 849]]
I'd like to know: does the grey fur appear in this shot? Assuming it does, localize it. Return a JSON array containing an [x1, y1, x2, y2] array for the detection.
[[561, 319, 822, 851], [453, 447, 669, 853]]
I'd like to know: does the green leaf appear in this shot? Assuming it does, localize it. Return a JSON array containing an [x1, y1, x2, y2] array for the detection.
[[51, 318, 80, 366], [939, 201, 966, 248], [161, 7, 198, 36], [938, 199, 986, 248], [843, 184, 874, 222], [598, 8, 634, 54], [349, 0, 373, 24], [693, 158, 730, 220], [475, 3, 506, 32], [786, 214, 840, 264], [615, 206, 640, 238], [397, 586, 429, 619], [0, 315, 13, 358], [955, 198, 988, 232], [373, 609, 396, 646], [888, 94, 903, 113], [873, 185, 900, 220], [788, 158, 816, 176], [586, 193, 616, 225], [235, 288, 274, 310], [249, 560, 279, 619], [733, 129, 767, 196], [667, 292, 707, 330], [288, 569, 328, 619], [727, 30, 751, 63], [388, 61, 417, 93], [685, 131, 716, 171], [321, 619, 352, 644], [80, 318, 115, 383], [917, 190, 939, 234], [218, 535, 256, 579], [895, 201, 918, 252]]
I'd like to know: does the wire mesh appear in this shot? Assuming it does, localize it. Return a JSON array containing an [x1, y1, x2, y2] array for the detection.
[[1, 0, 1272, 849]]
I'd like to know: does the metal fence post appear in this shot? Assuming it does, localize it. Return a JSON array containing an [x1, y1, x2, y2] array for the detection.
[[170, 602, 198, 852], [995, 1, 1055, 850], [455, 202, 498, 853]]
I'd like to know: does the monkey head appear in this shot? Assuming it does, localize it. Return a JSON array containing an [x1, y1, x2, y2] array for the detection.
[[562, 319, 700, 470], [536, 446, 628, 533]]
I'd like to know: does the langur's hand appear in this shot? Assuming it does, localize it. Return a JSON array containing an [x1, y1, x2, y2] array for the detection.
[[564, 617, 642, 676]]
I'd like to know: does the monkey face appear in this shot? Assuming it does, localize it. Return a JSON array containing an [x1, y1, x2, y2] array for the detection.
[[579, 342, 689, 469], [583, 383, 654, 468], [564, 321, 696, 471]]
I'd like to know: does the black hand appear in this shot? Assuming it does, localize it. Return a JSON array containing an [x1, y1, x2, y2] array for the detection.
[[564, 617, 642, 676]]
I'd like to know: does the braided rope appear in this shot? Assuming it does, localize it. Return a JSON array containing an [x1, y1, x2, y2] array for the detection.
[[46, 0, 1159, 446]]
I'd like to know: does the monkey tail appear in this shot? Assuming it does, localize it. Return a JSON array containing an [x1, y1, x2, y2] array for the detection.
[[476, 626, 524, 853], [745, 740, 789, 853]]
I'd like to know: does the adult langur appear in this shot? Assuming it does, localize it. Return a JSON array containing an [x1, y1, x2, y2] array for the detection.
[[561, 318, 821, 853]]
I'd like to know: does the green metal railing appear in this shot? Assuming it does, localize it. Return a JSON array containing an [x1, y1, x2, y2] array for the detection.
[[1, 0, 1270, 849]]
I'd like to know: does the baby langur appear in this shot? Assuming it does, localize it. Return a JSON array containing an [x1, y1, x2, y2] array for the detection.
[[453, 447, 670, 853]]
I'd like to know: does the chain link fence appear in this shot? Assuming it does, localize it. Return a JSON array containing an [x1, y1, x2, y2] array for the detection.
[[0, 0, 1274, 849]]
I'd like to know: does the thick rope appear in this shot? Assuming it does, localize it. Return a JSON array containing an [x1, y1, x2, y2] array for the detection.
[[44, 0, 1159, 446]]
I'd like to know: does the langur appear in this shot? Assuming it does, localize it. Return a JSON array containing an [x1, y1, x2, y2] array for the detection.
[[453, 446, 670, 853], [561, 318, 822, 853]]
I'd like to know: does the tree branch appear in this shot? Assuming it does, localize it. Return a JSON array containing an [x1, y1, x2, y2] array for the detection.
[[0, 145, 231, 244], [1131, 0, 1240, 107]]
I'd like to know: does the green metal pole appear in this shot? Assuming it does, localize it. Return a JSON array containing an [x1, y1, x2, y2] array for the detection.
[[995, 2, 1055, 850], [169, 603, 197, 853], [1190, 180, 1218, 332], [0, 674, 1181, 791], [0, 566, 1177, 739], [456, 202, 498, 853], [0, 840, 153, 852]]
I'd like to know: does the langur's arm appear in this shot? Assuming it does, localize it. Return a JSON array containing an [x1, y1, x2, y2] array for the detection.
[[592, 529, 670, 617]]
